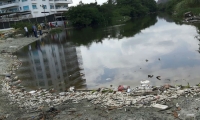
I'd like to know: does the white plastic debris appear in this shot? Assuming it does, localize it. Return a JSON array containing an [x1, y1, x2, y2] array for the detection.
[[9, 46, 18, 48], [152, 104, 168, 109], [127, 88, 131, 93], [69, 86, 75, 92], [176, 103, 179, 108], [59, 92, 66, 96], [28, 90, 36, 94]]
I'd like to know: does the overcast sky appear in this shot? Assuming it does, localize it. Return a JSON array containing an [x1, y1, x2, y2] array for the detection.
[[69, 0, 106, 6], [69, 0, 158, 7]]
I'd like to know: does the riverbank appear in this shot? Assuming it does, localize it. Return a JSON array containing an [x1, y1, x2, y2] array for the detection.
[[0, 34, 49, 119], [0, 34, 200, 120]]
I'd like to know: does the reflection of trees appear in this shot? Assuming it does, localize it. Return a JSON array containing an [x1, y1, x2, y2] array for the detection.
[[157, 13, 174, 23], [157, 13, 183, 25], [66, 15, 157, 46], [193, 24, 200, 53]]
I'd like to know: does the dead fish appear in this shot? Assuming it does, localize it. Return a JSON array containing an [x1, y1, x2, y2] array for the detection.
[[172, 111, 179, 119], [156, 76, 161, 80], [148, 75, 153, 78], [177, 107, 181, 111]]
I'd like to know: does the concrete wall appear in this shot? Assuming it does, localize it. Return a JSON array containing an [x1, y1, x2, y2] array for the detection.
[[0, 14, 56, 29]]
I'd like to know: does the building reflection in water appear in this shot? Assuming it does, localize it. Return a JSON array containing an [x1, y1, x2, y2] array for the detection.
[[18, 31, 86, 92]]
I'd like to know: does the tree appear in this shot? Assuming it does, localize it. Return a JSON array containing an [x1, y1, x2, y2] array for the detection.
[[65, 0, 157, 28]]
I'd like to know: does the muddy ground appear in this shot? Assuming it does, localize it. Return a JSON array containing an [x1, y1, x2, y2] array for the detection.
[[0, 36, 200, 120]]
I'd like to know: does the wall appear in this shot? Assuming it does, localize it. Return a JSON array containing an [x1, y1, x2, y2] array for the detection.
[[0, 14, 56, 29]]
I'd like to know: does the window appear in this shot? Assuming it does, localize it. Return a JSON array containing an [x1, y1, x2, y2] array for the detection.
[[9, 8, 18, 12], [39, 81, 44, 86], [50, 5, 54, 9], [22, 0, 27, 2], [38, 74, 44, 79], [56, 17, 67, 21], [48, 80, 52, 86], [42, 5, 47, 9], [23, 5, 29, 11], [34, 59, 40, 64], [32, 4, 37, 9], [64, 5, 68, 7]]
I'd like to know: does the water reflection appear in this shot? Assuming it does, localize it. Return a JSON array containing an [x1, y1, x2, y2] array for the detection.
[[67, 15, 158, 46], [75, 16, 200, 89], [16, 14, 200, 91], [16, 32, 86, 92]]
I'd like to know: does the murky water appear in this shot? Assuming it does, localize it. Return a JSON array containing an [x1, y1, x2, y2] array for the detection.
[[16, 14, 200, 92]]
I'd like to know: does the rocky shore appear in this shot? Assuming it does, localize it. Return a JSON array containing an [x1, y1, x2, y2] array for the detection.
[[1, 35, 200, 120]]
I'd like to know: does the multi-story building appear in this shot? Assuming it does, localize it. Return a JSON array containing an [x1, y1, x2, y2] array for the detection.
[[0, 0, 73, 18]]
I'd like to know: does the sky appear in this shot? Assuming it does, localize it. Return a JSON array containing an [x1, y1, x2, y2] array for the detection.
[[69, 0, 107, 6], [69, 0, 158, 6]]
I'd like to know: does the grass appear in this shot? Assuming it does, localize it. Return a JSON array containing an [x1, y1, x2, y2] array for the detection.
[[173, 0, 200, 17], [49, 28, 63, 34], [101, 89, 113, 93]]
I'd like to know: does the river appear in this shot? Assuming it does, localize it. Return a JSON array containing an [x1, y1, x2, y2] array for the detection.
[[15, 14, 200, 92]]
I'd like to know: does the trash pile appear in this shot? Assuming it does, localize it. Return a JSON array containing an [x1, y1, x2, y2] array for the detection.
[[183, 11, 200, 23], [1, 53, 200, 112], [0, 28, 16, 40]]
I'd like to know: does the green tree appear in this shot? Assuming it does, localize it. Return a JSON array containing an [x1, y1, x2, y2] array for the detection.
[[65, 0, 157, 28]]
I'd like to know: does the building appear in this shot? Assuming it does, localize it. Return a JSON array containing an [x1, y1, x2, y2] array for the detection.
[[0, 0, 73, 18]]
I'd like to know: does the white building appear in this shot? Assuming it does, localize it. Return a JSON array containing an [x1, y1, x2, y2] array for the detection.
[[0, 0, 73, 18]]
